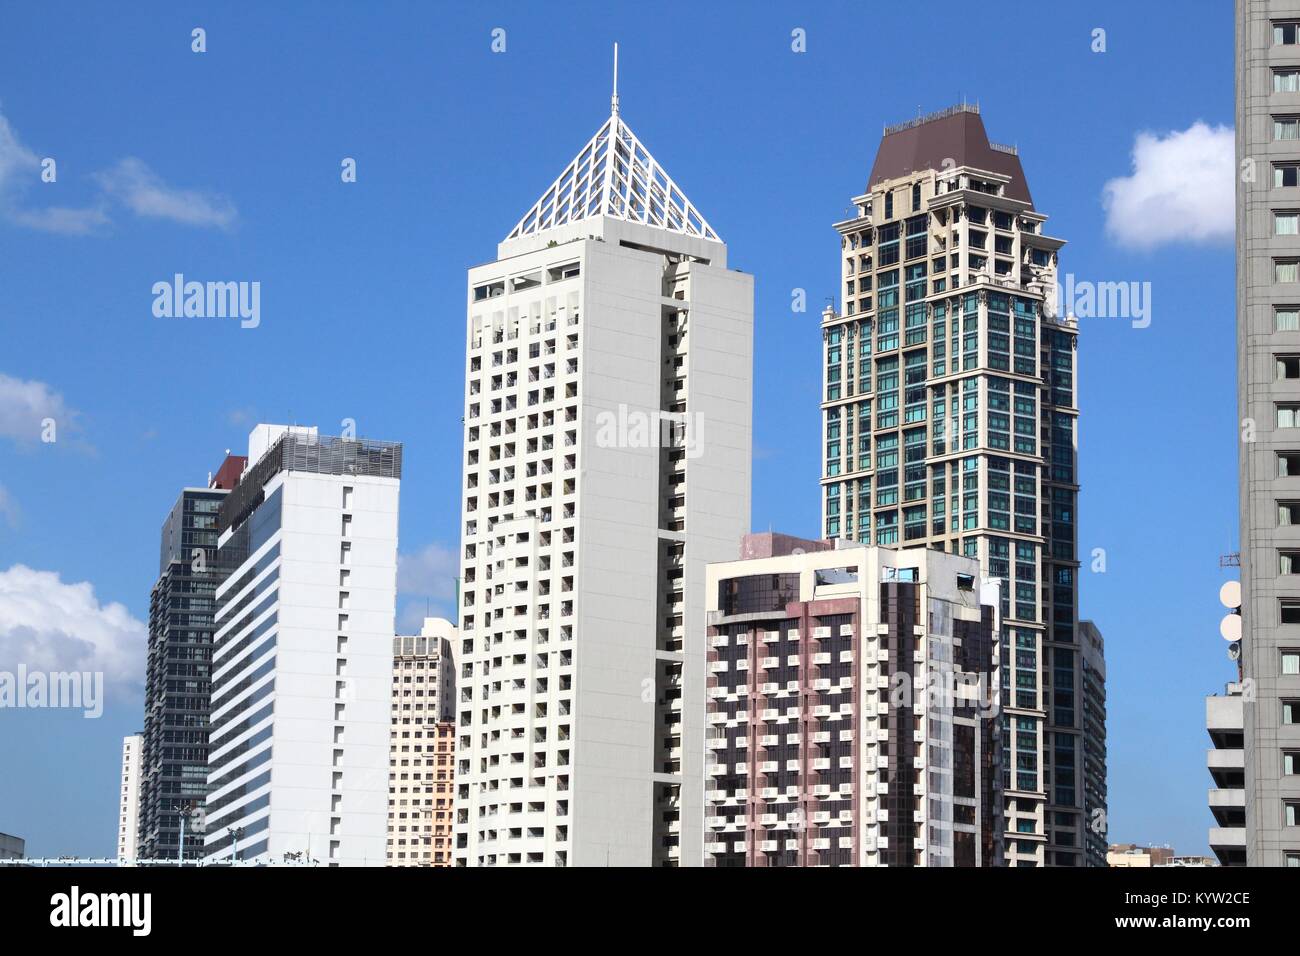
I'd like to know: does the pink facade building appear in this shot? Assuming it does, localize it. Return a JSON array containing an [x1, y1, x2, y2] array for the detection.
[[704, 533, 1002, 866]]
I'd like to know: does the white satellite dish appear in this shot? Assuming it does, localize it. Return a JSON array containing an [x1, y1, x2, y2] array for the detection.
[[1220, 581, 1242, 609], [1220, 613, 1242, 642]]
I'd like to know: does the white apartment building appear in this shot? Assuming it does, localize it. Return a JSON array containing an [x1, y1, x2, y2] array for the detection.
[[389, 616, 457, 865], [454, 92, 753, 866], [202, 424, 401, 866], [117, 733, 142, 861]]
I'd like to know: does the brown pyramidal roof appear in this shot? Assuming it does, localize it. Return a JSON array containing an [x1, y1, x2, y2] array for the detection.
[[867, 105, 1033, 208]]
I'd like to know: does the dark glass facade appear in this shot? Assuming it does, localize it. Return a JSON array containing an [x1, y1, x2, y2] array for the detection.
[[138, 487, 227, 859]]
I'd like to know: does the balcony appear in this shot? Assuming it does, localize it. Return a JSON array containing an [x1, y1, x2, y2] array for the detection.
[[1208, 826, 1247, 867], [1208, 788, 1246, 828]]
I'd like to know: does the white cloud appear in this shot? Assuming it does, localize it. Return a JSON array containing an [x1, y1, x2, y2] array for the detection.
[[0, 106, 237, 233], [0, 564, 145, 689], [0, 110, 39, 192], [1102, 122, 1234, 250], [9, 204, 109, 235], [395, 542, 458, 633], [397, 599, 437, 635], [94, 157, 236, 229], [0, 372, 74, 443], [0, 484, 17, 527], [397, 542, 458, 602], [0, 109, 105, 233]]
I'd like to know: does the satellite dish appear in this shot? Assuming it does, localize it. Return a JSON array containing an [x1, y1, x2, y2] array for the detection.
[[1220, 613, 1242, 642], [1228, 641, 1241, 661], [1219, 581, 1242, 609]]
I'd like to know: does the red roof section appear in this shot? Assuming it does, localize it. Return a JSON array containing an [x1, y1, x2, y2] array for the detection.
[[868, 109, 1033, 208], [211, 454, 247, 490]]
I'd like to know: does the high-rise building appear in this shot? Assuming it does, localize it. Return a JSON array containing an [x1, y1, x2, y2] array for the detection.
[[1235, 2, 1300, 868], [820, 104, 1101, 864], [1079, 620, 1107, 867], [117, 733, 142, 861], [137, 455, 243, 860], [202, 424, 402, 866], [388, 616, 457, 866], [703, 533, 1002, 866], [454, 84, 753, 866]]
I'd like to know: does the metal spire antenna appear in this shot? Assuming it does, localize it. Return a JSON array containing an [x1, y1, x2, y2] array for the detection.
[[611, 42, 620, 117]]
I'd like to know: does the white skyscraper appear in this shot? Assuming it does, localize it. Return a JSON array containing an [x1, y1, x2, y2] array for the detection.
[[117, 733, 142, 861], [202, 424, 401, 866], [454, 75, 754, 866]]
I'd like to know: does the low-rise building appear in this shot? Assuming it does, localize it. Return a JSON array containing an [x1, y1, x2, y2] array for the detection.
[[1106, 843, 1174, 868], [0, 833, 24, 859], [704, 532, 1002, 866]]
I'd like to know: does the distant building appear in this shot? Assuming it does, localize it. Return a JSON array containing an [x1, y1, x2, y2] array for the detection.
[[1157, 855, 1219, 867], [388, 617, 456, 866], [0, 833, 24, 859], [704, 532, 1002, 866], [1107, 844, 1174, 868], [429, 723, 456, 867], [117, 734, 142, 861], [1079, 621, 1108, 866], [202, 424, 402, 866], [138, 454, 242, 860]]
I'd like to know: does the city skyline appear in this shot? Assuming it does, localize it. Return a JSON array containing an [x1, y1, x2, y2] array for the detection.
[[0, 2, 1235, 860]]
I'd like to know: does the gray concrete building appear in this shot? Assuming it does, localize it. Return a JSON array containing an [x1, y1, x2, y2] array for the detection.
[[0, 833, 24, 859], [1236, 0, 1300, 867]]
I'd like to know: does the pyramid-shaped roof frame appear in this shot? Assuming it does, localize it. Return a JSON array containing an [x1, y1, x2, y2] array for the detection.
[[505, 111, 719, 243]]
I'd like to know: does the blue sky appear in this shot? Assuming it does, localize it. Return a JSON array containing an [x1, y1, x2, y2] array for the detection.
[[0, 0, 1235, 859]]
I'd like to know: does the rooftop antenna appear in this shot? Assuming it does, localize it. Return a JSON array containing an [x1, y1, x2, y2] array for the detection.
[[611, 42, 620, 117]]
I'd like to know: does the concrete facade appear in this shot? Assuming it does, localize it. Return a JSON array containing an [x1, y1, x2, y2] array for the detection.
[[388, 616, 457, 865], [117, 733, 142, 861], [1207, 683, 1248, 865], [0, 833, 23, 859], [202, 425, 401, 866], [1236, 0, 1300, 867], [703, 534, 1003, 866], [454, 106, 753, 866]]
